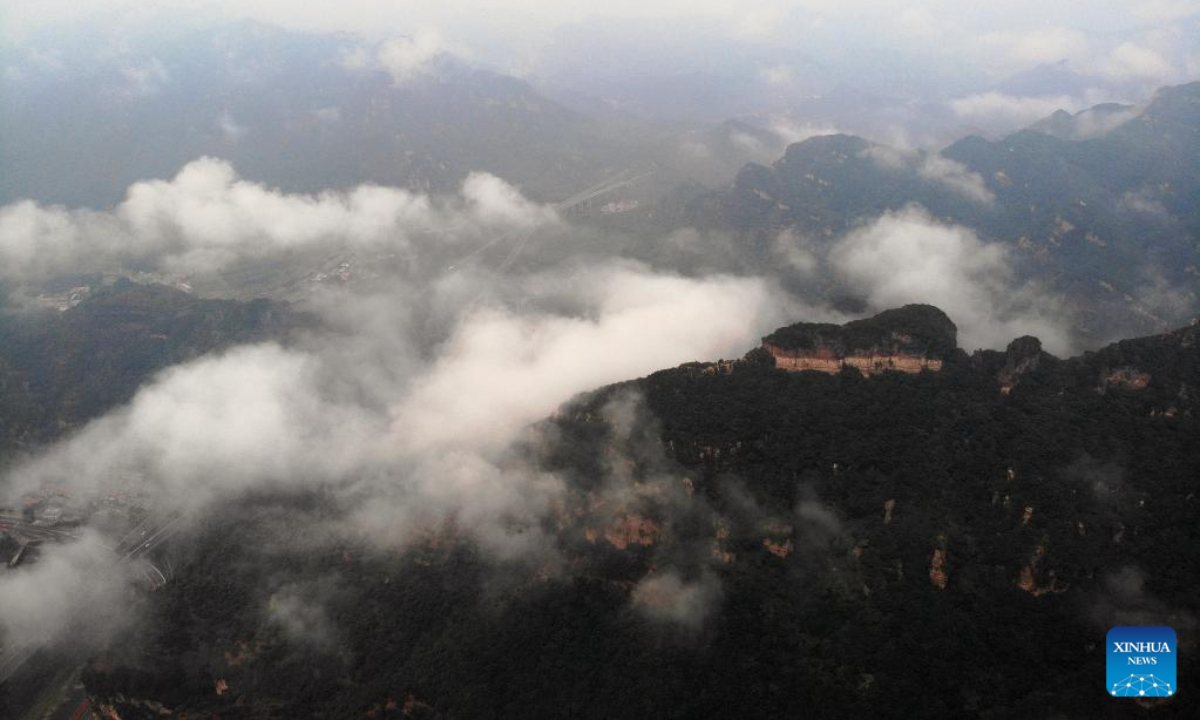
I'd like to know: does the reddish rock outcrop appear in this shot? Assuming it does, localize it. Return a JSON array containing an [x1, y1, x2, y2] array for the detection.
[[1101, 367, 1151, 391], [1016, 543, 1068, 596], [929, 547, 948, 590], [604, 515, 661, 550], [765, 343, 943, 376]]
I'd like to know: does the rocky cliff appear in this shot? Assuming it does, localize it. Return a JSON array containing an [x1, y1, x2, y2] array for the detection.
[[761, 304, 956, 376]]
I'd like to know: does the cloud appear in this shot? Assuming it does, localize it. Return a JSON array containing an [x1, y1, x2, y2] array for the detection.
[[0, 157, 557, 279], [827, 206, 1074, 353], [949, 92, 1084, 128], [0, 530, 142, 651], [335, 45, 371, 71], [377, 27, 445, 82], [1132, 0, 1200, 23], [461, 172, 558, 228], [895, 7, 939, 40], [631, 571, 721, 628], [767, 117, 841, 146], [1098, 42, 1176, 83], [0, 252, 779, 656], [916, 155, 995, 205], [860, 147, 995, 204], [119, 56, 169, 97], [1119, 189, 1171, 218], [5, 344, 374, 509], [2, 252, 777, 550], [218, 111, 247, 141], [981, 28, 1090, 67], [772, 229, 819, 276], [336, 27, 450, 83], [1090, 567, 1197, 630], [759, 63, 793, 86], [1066, 104, 1141, 139], [266, 580, 342, 649], [386, 267, 774, 456]]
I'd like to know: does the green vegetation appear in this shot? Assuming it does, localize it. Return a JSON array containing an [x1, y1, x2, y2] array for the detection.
[[0, 281, 302, 451], [77, 309, 1200, 719], [764, 304, 958, 357]]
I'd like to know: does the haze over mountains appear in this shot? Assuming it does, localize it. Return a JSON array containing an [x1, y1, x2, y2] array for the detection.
[[1, 3, 1199, 718]]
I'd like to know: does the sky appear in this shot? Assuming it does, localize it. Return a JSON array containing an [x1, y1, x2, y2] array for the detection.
[[5, 0, 1198, 89]]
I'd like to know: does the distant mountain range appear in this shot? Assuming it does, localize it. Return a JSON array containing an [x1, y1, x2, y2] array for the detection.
[[0, 21, 650, 207], [672, 82, 1200, 343]]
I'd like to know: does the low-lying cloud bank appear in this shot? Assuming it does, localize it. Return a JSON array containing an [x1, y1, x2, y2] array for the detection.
[[0, 237, 778, 648], [775, 206, 1074, 354], [861, 146, 995, 205], [0, 156, 556, 280]]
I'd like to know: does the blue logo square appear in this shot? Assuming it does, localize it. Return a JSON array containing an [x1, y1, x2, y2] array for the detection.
[[1107, 626, 1176, 697]]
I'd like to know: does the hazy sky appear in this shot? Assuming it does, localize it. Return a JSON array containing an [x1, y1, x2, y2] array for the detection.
[[6, 0, 1198, 87]]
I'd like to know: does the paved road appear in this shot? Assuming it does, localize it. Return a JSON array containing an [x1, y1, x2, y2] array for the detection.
[[0, 509, 186, 685]]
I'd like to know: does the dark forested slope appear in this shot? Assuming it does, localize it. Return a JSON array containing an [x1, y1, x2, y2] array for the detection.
[[0, 279, 301, 450], [79, 306, 1199, 719], [672, 82, 1200, 343]]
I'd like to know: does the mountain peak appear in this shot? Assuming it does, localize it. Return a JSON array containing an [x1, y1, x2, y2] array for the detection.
[[761, 305, 957, 376]]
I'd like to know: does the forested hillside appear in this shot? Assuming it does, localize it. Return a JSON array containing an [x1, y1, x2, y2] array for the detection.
[[77, 307, 1199, 719]]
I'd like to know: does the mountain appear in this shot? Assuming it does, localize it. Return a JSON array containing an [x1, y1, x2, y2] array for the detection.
[[677, 82, 1200, 343], [0, 21, 640, 208], [995, 60, 1094, 98], [60, 306, 1198, 719], [1028, 103, 1139, 141], [0, 279, 301, 450]]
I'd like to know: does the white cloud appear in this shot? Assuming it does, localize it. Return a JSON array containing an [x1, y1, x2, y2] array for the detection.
[[461, 171, 558, 228], [631, 571, 721, 628], [759, 63, 793, 86], [767, 116, 841, 145], [218, 111, 247, 141], [120, 56, 169, 96], [828, 206, 1073, 353], [0, 530, 141, 651], [772, 229, 819, 276], [861, 147, 995, 205], [981, 27, 1090, 67], [378, 27, 445, 82], [1098, 42, 1176, 83], [0, 157, 555, 279], [917, 155, 995, 205], [335, 44, 371, 70], [388, 267, 774, 455], [1131, 1, 1200, 23], [949, 91, 1083, 127], [896, 6, 939, 39]]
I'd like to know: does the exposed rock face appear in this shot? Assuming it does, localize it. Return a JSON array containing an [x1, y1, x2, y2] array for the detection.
[[929, 548, 948, 590], [998, 336, 1043, 394], [603, 515, 661, 550], [763, 537, 794, 558], [1102, 366, 1151, 391], [765, 345, 943, 375], [712, 517, 734, 563], [1016, 544, 1068, 597], [762, 305, 956, 377]]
